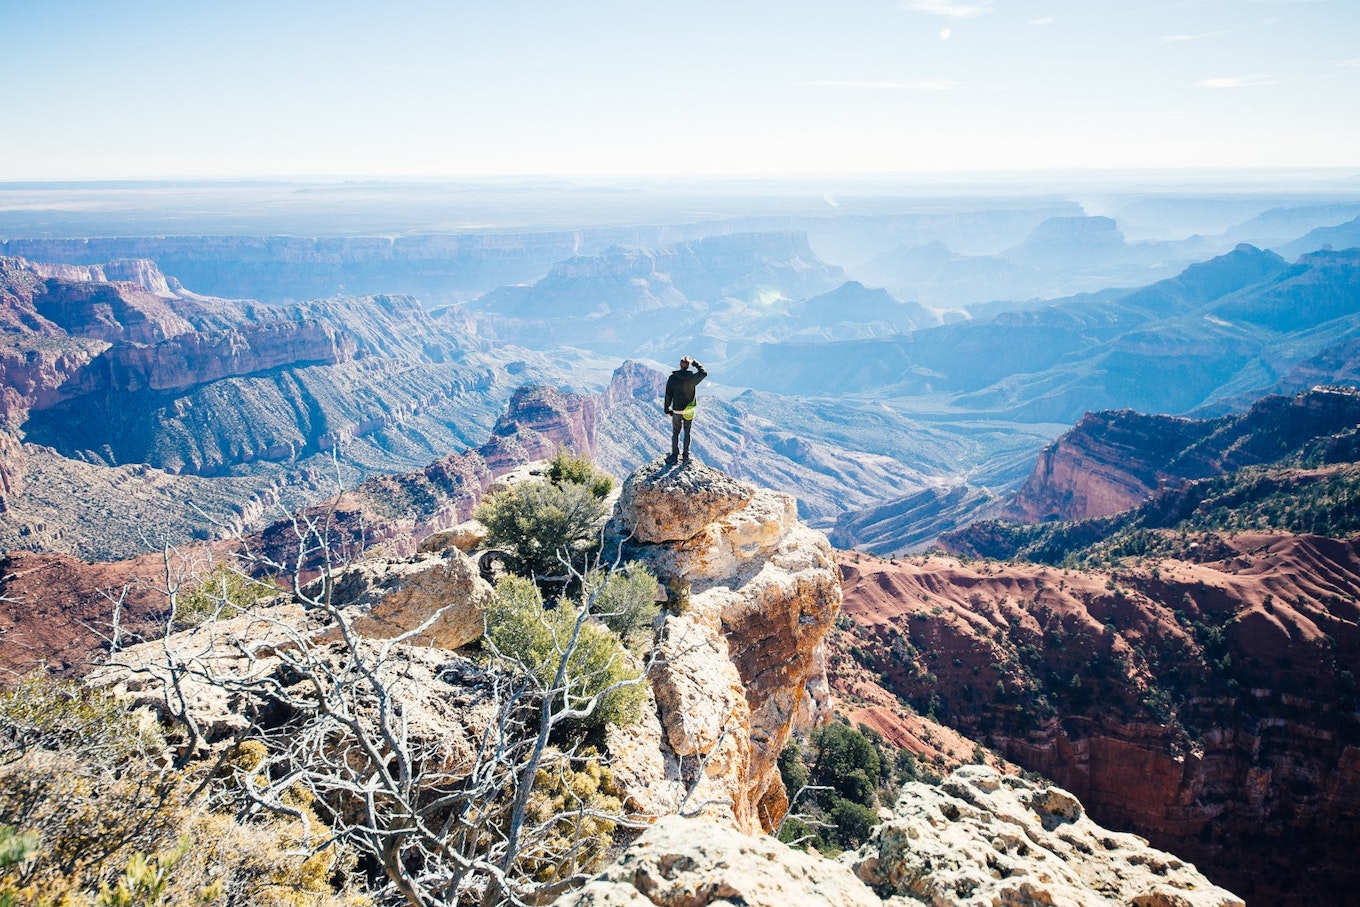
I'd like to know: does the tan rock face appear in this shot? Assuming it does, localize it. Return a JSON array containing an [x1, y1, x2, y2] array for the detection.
[[417, 519, 488, 555], [851, 765, 1244, 907], [615, 458, 756, 543], [610, 458, 842, 834], [559, 768, 1242, 907], [313, 548, 492, 650], [557, 814, 881, 907]]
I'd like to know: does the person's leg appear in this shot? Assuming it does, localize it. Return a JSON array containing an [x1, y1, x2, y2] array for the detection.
[[681, 417, 693, 459], [670, 413, 683, 459]]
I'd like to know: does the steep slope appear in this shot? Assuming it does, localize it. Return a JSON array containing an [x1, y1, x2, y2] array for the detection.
[[1004, 386, 1360, 523], [831, 540, 1360, 905], [829, 484, 1002, 555]]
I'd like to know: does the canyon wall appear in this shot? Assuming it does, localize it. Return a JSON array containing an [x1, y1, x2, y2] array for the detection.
[[1008, 387, 1360, 523], [832, 537, 1360, 904]]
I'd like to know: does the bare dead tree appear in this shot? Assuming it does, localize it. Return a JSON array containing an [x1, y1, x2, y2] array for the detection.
[[115, 483, 662, 907]]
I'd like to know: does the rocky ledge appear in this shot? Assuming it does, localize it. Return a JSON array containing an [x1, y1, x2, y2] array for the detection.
[[560, 765, 1244, 907]]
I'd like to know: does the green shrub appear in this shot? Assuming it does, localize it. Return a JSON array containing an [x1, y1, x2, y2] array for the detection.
[[828, 799, 879, 849], [812, 723, 881, 805], [545, 448, 614, 500], [589, 563, 660, 653], [778, 721, 909, 854], [175, 563, 277, 627], [484, 576, 645, 731], [475, 476, 613, 581]]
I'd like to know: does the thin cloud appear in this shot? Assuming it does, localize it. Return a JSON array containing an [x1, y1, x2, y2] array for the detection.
[[1161, 28, 1232, 42], [1340, 58, 1360, 69], [1200, 74, 1277, 88], [909, 1, 994, 18], [799, 79, 960, 91], [1030, 16, 1056, 25]]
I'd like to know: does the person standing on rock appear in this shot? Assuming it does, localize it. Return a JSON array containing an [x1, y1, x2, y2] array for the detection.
[[664, 356, 706, 463]]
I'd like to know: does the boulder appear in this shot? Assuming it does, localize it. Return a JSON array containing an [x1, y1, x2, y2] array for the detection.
[[312, 549, 492, 650], [557, 814, 880, 907], [417, 519, 488, 554], [850, 765, 1244, 907], [615, 458, 757, 543]]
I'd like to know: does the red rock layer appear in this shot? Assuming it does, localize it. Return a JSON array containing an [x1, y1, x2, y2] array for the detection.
[[830, 536, 1360, 905], [1007, 387, 1360, 523]]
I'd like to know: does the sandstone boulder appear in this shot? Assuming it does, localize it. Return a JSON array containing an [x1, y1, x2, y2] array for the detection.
[[310, 548, 492, 650], [417, 519, 488, 554], [557, 814, 881, 907], [850, 765, 1244, 907], [616, 459, 757, 543]]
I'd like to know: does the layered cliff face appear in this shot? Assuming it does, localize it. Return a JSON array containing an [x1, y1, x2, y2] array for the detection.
[[1007, 410, 1221, 522], [831, 538, 1360, 905], [1007, 386, 1360, 523], [605, 458, 843, 833], [0, 257, 545, 530]]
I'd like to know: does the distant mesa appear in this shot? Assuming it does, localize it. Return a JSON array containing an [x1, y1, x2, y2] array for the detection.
[[1004, 214, 1128, 268]]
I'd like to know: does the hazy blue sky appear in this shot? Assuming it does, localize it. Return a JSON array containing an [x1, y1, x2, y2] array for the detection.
[[2, 0, 1356, 179]]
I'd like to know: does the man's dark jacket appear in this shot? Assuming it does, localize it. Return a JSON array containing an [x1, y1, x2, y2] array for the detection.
[[664, 363, 707, 414]]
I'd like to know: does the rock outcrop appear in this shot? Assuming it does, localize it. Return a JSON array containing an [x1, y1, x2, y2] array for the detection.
[[557, 767, 1242, 907], [607, 458, 842, 833], [311, 547, 492, 650], [89, 603, 500, 768], [68, 319, 357, 395], [558, 814, 881, 907], [851, 766, 1243, 907], [28, 258, 182, 298]]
